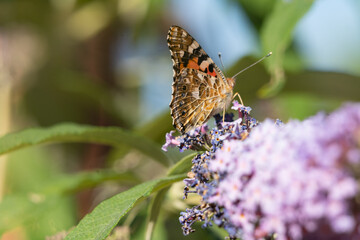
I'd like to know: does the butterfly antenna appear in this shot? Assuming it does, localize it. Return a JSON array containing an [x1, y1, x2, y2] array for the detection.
[[218, 52, 227, 75], [232, 52, 272, 79]]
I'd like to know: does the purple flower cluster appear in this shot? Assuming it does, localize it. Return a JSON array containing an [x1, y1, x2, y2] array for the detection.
[[210, 103, 360, 239], [163, 102, 360, 239]]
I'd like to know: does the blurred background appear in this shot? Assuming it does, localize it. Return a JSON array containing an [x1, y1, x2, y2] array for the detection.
[[0, 0, 360, 239]]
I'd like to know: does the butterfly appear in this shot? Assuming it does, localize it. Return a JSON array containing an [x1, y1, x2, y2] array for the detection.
[[167, 25, 237, 134]]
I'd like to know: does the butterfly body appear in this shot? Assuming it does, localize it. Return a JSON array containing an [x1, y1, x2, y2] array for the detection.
[[167, 26, 235, 134]]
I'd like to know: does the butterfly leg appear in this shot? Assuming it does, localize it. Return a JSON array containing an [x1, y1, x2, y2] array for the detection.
[[232, 92, 244, 106], [222, 106, 226, 123]]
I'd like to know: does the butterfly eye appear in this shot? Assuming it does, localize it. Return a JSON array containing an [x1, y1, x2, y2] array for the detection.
[[182, 111, 186, 116], [182, 85, 187, 90]]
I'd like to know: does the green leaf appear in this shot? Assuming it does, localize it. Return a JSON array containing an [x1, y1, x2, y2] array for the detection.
[[144, 152, 197, 239], [0, 123, 172, 167], [145, 187, 170, 240], [65, 174, 186, 240], [0, 170, 134, 235], [167, 152, 198, 175], [104, 111, 183, 166], [260, 0, 314, 97], [65, 152, 196, 240]]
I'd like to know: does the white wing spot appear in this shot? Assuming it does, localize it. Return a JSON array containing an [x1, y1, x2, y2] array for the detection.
[[188, 46, 194, 54], [200, 61, 208, 70], [190, 41, 199, 49], [192, 91, 200, 99]]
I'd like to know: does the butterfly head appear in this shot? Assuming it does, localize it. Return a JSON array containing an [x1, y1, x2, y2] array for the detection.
[[226, 77, 236, 88]]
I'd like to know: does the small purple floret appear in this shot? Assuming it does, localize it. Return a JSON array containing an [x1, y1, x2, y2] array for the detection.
[[161, 130, 180, 151]]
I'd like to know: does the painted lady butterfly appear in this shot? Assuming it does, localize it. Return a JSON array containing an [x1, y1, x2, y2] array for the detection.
[[167, 25, 236, 134]]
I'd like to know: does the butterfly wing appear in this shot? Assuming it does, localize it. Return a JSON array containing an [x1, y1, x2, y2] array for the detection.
[[167, 25, 232, 133], [170, 68, 228, 133], [167, 25, 226, 81]]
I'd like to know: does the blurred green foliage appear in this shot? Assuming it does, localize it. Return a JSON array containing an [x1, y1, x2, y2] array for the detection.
[[0, 0, 359, 239]]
